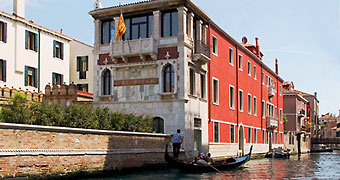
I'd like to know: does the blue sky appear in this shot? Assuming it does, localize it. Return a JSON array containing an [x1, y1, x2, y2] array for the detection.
[[1, 0, 340, 115]]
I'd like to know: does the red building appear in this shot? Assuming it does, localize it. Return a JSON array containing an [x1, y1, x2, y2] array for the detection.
[[208, 24, 284, 156]]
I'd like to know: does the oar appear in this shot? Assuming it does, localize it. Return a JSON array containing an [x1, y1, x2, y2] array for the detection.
[[207, 163, 221, 173]]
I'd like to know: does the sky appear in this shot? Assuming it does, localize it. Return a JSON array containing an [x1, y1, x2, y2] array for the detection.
[[1, 0, 340, 115]]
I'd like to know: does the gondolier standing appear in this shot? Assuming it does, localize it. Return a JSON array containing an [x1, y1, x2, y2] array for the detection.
[[171, 129, 183, 158]]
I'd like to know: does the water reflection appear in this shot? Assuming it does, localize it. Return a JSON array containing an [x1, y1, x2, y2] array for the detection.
[[85, 151, 340, 180]]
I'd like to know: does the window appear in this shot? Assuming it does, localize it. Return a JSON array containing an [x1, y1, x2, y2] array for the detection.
[[194, 118, 202, 128], [163, 64, 175, 93], [253, 129, 257, 143], [214, 122, 219, 142], [248, 127, 252, 143], [239, 90, 243, 112], [280, 109, 283, 124], [229, 85, 235, 109], [262, 130, 265, 144], [162, 11, 178, 37], [275, 132, 278, 144], [124, 15, 154, 40], [25, 30, 37, 52], [248, 94, 252, 115], [230, 125, 235, 143], [228, 48, 233, 64], [52, 72, 63, 86], [253, 96, 257, 116], [77, 56, 88, 79], [212, 36, 218, 55], [262, 72, 264, 85], [53, 40, 64, 59], [102, 69, 111, 95], [262, 100, 265, 119], [190, 69, 195, 95], [253, 65, 257, 79], [267, 103, 274, 117], [275, 106, 277, 118], [247, 61, 251, 76], [0, 21, 7, 43], [77, 84, 88, 92], [238, 54, 242, 70], [279, 85, 282, 96], [200, 74, 206, 98], [153, 117, 164, 133], [281, 133, 283, 144], [267, 131, 269, 144], [213, 78, 219, 104], [101, 20, 114, 44], [24, 66, 37, 87], [0, 59, 6, 82]]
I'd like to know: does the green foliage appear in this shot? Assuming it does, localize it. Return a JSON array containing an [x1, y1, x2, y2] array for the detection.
[[283, 115, 288, 123], [306, 121, 312, 129], [1, 95, 153, 133]]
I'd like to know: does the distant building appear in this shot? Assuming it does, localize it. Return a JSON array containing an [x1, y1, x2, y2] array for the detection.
[[0, 0, 93, 95], [337, 112, 340, 138], [319, 113, 337, 139]]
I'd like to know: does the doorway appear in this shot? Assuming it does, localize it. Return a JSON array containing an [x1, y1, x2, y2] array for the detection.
[[239, 125, 244, 155]]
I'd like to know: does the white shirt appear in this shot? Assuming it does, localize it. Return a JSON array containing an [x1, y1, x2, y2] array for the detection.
[[171, 132, 183, 143]]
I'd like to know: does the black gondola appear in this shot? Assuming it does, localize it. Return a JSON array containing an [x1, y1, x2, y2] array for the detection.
[[165, 145, 253, 173]]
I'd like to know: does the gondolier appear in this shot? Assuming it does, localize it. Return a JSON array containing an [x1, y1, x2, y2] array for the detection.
[[171, 129, 183, 158]]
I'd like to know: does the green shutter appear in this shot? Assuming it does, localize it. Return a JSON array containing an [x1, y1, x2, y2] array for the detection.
[[53, 40, 56, 57], [25, 31, 28, 49], [61, 74, 64, 85], [85, 56, 88, 71], [34, 68, 38, 88], [3, 22, 7, 43], [60, 43, 64, 60], [24, 66, 28, 86], [34, 33, 37, 52], [2, 60, 6, 82], [77, 57, 81, 71], [52, 73, 55, 85]]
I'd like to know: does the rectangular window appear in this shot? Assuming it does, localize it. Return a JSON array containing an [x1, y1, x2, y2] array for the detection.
[[0, 21, 7, 43], [212, 36, 218, 55], [238, 54, 242, 70], [262, 130, 265, 144], [248, 94, 252, 115], [24, 66, 37, 87], [280, 109, 283, 124], [190, 69, 195, 95], [239, 90, 243, 112], [25, 30, 37, 52], [254, 129, 257, 143], [247, 61, 251, 76], [52, 72, 63, 86], [0, 59, 6, 82], [279, 85, 282, 96], [266, 131, 269, 144], [280, 133, 283, 144], [230, 125, 235, 143], [229, 85, 235, 109], [162, 11, 178, 37], [213, 78, 219, 104], [77, 56, 88, 79], [214, 122, 219, 143], [229, 48, 233, 64], [77, 84, 89, 92], [275, 107, 277, 118], [253, 65, 257, 79], [262, 72, 264, 85], [275, 132, 278, 144], [200, 74, 205, 99], [123, 15, 153, 40], [253, 96, 257, 116], [262, 100, 265, 118], [248, 127, 252, 143], [53, 40, 64, 59], [101, 20, 114, 44]]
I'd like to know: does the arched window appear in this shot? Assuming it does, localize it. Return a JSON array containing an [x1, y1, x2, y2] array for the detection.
[[163, 64, 174, 92], [153, 117, 164, 133], [102, 69, 111, 95]]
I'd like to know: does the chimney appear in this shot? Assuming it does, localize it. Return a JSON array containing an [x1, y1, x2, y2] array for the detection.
[[255, 37, 261, 60], [60, 29, 63, 34], [275, 58, 279, 75], [314, 92, 317, 98], [13, 0, 26, 18]]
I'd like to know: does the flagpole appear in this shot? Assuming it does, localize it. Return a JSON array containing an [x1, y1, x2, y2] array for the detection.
[[119, 3, 131, 53]]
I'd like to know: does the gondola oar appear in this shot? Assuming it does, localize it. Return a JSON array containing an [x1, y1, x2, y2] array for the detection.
[[207, 163, 221, 173]]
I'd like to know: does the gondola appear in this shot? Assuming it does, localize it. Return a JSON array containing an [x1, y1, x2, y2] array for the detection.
[[164, 145, 253, 173]]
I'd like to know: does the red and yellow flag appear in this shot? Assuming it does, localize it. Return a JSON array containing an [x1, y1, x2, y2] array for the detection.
[[115, 13, 126, 42]]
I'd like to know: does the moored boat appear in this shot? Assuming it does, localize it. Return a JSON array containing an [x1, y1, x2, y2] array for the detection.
[[164, 145, 253, 172], [265, 148, 290, 158]]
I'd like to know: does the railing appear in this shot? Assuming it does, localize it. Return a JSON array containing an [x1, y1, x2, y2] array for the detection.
[[194, 40, 211, 59], [266, 116, 278, 129], [311, 138, 340, 144], [110, 37, 157, 59]]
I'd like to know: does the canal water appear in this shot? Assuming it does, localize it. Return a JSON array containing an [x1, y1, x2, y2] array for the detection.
[[85, 151, 340, 180]]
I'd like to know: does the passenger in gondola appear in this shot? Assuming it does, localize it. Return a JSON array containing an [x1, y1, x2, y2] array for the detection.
[[204, 153, 214, 164]]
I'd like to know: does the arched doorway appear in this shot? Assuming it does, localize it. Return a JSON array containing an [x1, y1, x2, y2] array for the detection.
[[239, 125, 244, 155]]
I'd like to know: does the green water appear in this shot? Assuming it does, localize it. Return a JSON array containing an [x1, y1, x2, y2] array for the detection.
[[84, 151, 340, 179]]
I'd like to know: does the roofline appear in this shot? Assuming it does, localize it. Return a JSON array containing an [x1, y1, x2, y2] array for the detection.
[[71, 38, 93, 48], [283, 93, 308, 103], [0, 10, 72, 41], [88, 0, 284, 82]]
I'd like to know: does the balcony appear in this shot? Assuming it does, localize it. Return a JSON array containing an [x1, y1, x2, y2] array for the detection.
[[268, 86, 275, 98], [110, 37, 157, 63], [266, 116, 278, 129], [193, 40, 210, 64]]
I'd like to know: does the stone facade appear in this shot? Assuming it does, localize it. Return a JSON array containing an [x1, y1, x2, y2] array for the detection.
[[0, 123, 170, 178]]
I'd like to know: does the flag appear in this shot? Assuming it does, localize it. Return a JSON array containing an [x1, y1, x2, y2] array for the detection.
[[115, 13, 126, 42]]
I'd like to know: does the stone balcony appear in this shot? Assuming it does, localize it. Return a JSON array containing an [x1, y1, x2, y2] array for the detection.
[[266, 116, 278, 129], [110, 37, 158, 63], [193, 40, 210, 64], [268, 86, 275, 98]]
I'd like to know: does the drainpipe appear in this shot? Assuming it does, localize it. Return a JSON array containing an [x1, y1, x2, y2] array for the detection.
[[208, 22, 211, 153], [261, 64, 263, 130], [38, 29, 41, 92], [236, 45, 239, 126]]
